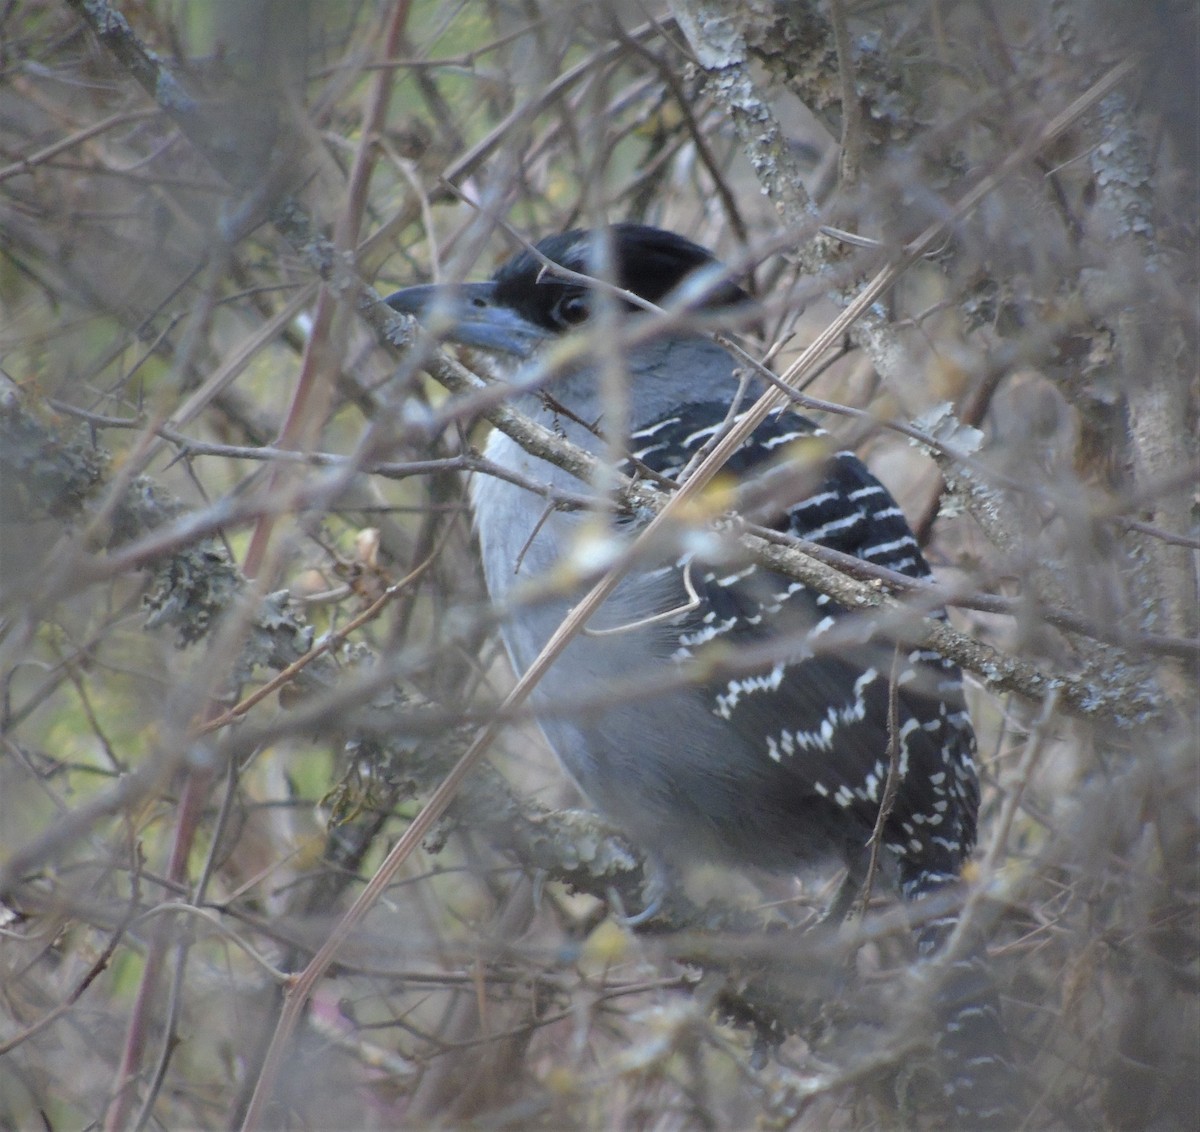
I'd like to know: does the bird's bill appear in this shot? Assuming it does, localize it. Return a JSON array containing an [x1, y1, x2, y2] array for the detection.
[[384, 281, 551, 358]]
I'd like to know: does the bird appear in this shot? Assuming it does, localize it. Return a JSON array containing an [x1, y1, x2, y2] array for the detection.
[[385, 223, 1019, 1126]]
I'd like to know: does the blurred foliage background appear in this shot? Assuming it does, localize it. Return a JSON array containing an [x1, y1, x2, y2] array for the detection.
[[0, 2, 1196, 1129]]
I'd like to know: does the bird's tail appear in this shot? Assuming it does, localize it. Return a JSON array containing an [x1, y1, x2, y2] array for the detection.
[[901, 869, 1022, 1129]]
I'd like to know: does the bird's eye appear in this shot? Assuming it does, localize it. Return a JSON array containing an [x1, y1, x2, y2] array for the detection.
[[554, 293, 590, 327]]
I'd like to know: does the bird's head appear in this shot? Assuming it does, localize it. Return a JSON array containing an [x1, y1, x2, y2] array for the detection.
[[384, 224, 750, 360]]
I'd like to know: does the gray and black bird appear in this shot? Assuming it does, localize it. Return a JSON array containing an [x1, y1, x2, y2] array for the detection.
[[386, 224, 1019, 1126]]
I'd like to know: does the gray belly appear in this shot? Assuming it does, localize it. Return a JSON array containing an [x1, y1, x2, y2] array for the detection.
[[469, 433, 854, 873]]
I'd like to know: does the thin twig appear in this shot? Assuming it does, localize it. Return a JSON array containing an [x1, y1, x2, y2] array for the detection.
[[858, 646, 906, 917], [829, 0, 863, 189], [0, 107, 159, 184], [199, 535, 446, 736]]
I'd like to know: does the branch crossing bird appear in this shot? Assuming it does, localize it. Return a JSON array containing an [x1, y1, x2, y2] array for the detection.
[[387, 224, 1019, 1127]]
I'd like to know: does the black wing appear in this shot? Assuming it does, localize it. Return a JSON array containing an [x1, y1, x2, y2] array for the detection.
[[628, 401, 980, 891]]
